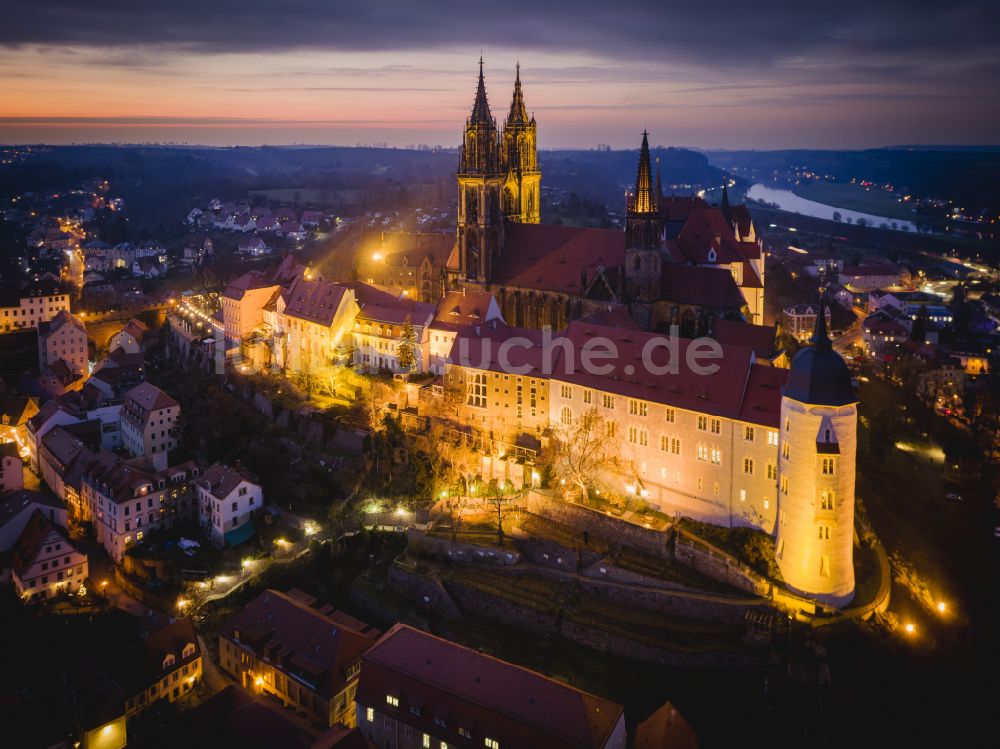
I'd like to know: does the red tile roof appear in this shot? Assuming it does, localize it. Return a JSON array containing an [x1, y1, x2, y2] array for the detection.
[[221, 589, 377, 700], [669, 207, 760, 265], [708, 318, 778, 360], [283, 276, 353, 327], [359, 624, 624, 749], [357, 299, 435, 327], [197, 462, 258, 501], [556, 321, 785, 426], [433, 290, 498, 325], [660, 264, 745, 309], [449, 321, 550, 376], [10, 510, 79, 578], [125, 382, 178, 415], [492, 223, 625, 295]]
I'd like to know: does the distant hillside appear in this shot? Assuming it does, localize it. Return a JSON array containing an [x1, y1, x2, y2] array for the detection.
[[0, 144, 734, 231], [704, 148, 1000, 215], [540, 147, 733, 208]]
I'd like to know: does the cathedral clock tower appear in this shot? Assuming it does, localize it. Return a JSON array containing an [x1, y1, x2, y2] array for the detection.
[[501, 64, 541, 224], [456, 58, 505, 284]]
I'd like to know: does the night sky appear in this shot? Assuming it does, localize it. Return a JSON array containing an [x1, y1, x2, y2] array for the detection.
[[1, 0, 998, 148]]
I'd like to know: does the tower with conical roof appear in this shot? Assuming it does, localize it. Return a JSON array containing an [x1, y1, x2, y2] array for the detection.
[[456, 57, 505, 283], [501, 63, 540, 224], [624, 132, 664, 306], [775, 296, 857, 606]]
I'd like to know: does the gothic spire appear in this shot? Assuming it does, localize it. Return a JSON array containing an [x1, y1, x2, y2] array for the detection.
[[469, 56, 494, 127], [810, 293, 832, 349], [720, 182, 732, 223], [631, 131, 656, 214], [507, 62, 529, 124]]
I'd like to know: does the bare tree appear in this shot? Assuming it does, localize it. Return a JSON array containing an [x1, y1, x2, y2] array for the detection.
[[483, 480, 518, 546], [544, 407, 622, 501]]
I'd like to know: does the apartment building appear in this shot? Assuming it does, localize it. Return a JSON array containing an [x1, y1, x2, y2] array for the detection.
[[196, 462, 263, 547], [121, 382, 180, 470], [83, 457, 200, 561], [9, 510, 88, 602], [0, 281, 71, 333], [37, 309, 88, 376], [218, 588, 379, 728], [105, 616, 203, 716]]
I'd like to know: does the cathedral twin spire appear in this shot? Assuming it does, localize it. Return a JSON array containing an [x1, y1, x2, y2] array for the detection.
[[469, 56, 495, 128]]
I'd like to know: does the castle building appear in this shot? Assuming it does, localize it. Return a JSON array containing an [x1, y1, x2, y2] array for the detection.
[[775, 300, 857, 605]]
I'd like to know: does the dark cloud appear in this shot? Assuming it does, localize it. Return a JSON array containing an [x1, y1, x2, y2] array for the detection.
[[0, 0, 997, 79]]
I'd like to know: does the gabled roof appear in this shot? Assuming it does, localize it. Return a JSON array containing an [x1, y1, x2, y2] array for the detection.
[[0, 490, 65, 534], [197, 462, 258, 501], [10, 510, 78, 578], [668, 207, 760, 265], [0, 393, 39, 427], [220, 589, 377, 700], [431, 291, 501, 332], [555, 321, 785, 426], [125, 382, 178, 414], [659, 264, 745, 309], [359, 623, 623, 749], [492, 223, 625, 296], [38, 309, 85, 338], [357, 302, 434, 327], [283, 276, 353, 327], [449, 321, 549, 376], [708, 318, 778, 360]]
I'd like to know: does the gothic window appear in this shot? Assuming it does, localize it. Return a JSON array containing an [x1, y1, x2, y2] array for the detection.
[[466, 187, 478, 222], [502, 188, 515, 215], [633, 255, 641, 272], [489, 188, 500, 223], [465, 231, 479, 281]]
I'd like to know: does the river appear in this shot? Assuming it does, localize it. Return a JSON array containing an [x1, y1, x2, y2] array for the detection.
[[746, 183, 919, 232]]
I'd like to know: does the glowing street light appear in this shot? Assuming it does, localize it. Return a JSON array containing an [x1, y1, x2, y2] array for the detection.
[[904, 622, 916, 635], [936, 601, 947, 614]]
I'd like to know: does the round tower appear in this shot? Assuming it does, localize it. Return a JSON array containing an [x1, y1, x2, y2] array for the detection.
[[775, 299, 857, 606]]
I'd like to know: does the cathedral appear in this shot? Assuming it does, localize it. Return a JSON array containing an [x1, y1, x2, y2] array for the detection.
[[445, 60, 766, 335]]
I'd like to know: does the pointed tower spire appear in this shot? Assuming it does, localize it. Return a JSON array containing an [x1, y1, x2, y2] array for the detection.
[[470, 55, 493, 125], [720, 182, 732, 223], [631, 131, 655, 214], [810, 293, 832, 349], [507, 62, 529, 124]]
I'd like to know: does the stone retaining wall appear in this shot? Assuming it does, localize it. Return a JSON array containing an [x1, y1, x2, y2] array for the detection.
[[673, 533, 772, 597], [408, 530, 520, 566], [387, 562, 461, 619], [526, 492, 673, 559]]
